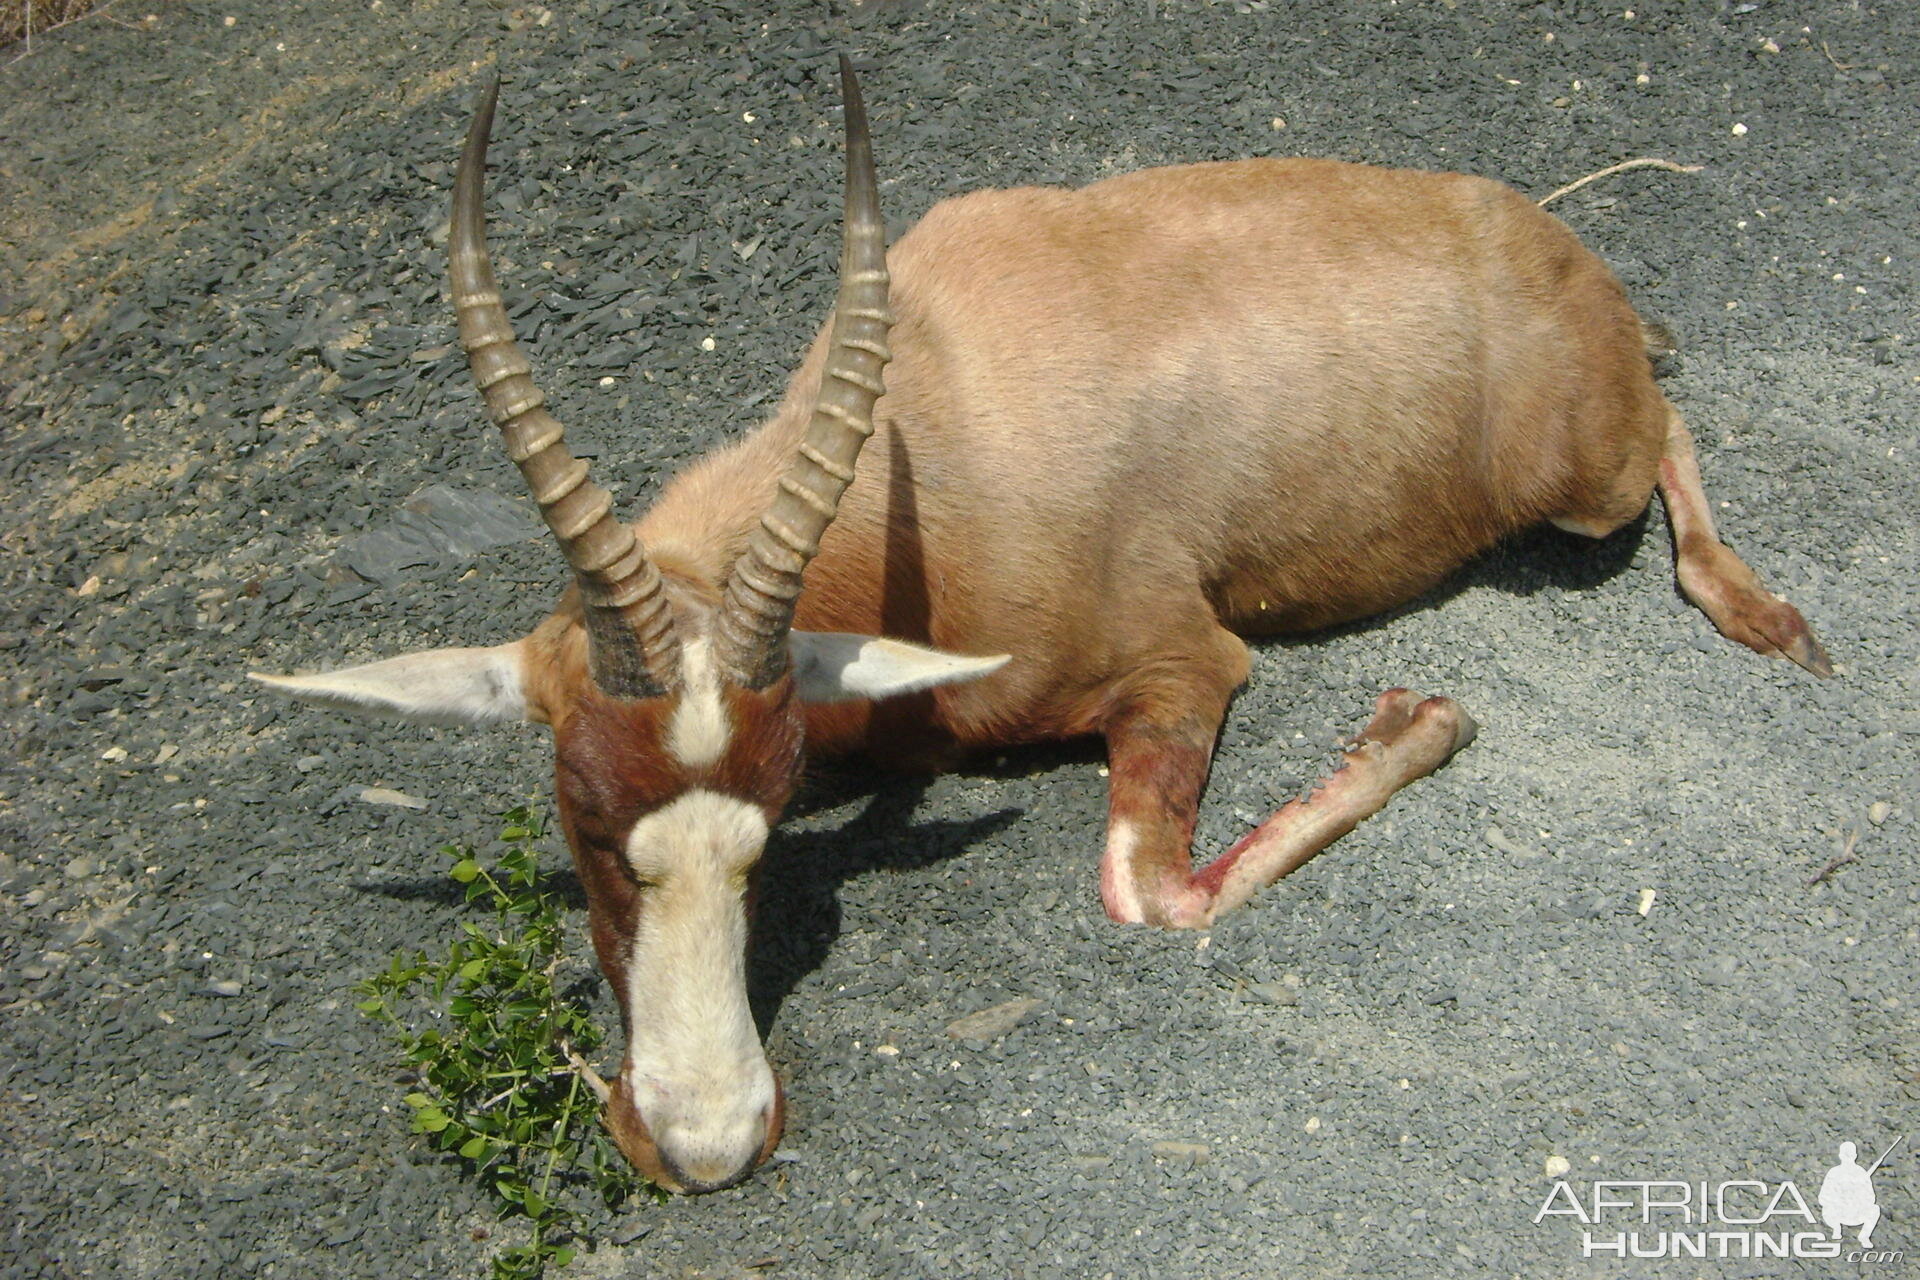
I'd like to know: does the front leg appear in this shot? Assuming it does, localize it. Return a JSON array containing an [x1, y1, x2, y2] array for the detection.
[[1102, 686, 1476, 929]]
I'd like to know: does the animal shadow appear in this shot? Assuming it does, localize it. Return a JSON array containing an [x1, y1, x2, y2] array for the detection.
[[747, 770, 1024, 1033]]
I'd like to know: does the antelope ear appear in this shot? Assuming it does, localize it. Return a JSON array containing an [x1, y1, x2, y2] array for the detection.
[[788, 632, 1009, 704], [248, 642, 532, 726]]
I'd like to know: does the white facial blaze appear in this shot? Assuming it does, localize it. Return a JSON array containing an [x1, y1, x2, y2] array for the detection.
[[666, 637, 732, 768], [619, 789, 772, 1185]]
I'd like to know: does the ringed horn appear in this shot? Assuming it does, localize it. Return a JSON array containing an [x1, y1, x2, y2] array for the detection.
[[451, 76, 681, 698], [714, 54, 894, 689]]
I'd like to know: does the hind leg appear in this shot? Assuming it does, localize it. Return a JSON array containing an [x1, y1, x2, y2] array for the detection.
[[1549, 395, 1828, 676], [1656, 410, 1830, 675]]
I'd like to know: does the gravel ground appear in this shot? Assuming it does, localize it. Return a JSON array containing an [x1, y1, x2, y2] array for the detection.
[[2, 2, 1915, 1277]]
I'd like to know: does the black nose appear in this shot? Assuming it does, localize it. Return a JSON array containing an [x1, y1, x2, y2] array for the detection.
[[659, 1149, 756, 1195]]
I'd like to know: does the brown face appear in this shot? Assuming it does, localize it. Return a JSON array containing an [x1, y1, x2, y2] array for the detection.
[[551, 651, 805, 1193]]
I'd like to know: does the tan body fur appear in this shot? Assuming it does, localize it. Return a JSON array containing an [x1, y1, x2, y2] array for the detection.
[[648, 158, 1662, 755]]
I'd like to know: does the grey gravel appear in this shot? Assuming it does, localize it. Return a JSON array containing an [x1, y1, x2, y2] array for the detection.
[[1, 2, 1915, 1279]]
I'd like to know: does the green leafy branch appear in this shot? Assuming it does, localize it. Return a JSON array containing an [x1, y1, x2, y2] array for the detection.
[[355, 805, 660, 1278]]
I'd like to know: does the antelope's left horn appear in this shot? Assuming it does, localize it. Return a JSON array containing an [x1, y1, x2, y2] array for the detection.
[[714, 55, 893, 689]]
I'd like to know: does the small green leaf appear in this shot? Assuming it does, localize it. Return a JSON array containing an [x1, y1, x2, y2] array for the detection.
[[450, 859, 481, 883], [459, 1135, 488, 1159], [458, 958, 488, 982], [403, 1092, 434, 1108]]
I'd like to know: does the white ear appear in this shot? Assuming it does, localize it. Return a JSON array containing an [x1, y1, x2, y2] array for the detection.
[[248, 642, 531, 726], [788, 632, 1010, 704]]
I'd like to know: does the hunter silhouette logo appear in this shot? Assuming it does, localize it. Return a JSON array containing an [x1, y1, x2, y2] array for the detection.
[[1533, 1135, 1904, 1262], [1822, 1138, 1898, 1250]]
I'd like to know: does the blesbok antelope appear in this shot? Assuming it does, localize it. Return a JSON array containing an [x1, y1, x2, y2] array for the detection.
[[253, 58, 1828, 1192]]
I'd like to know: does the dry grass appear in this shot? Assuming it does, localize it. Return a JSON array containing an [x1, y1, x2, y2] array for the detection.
[[1, 0, 138, 53]]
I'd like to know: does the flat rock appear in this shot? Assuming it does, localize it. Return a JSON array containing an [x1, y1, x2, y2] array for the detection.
[[336, 484, 539, 584], [944, 996, 1043, 1041], [1150, 1141, 1212, 1166], [352, 786, 429, 811]]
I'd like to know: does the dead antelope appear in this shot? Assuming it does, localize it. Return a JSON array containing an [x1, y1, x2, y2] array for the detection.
[[253, 58, 1828, 1192]]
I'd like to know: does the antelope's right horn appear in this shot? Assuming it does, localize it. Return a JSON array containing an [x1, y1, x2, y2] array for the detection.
[[714, 55, 893, 689]]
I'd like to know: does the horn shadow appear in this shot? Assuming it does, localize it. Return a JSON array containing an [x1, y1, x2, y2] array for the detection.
[[745, 776, 1026, 1037]]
